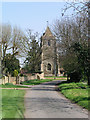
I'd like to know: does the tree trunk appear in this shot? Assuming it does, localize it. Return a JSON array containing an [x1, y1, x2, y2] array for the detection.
[[16, 76, 18, 84], [8, 76, 9, 83], [88, 2, 90, 86]]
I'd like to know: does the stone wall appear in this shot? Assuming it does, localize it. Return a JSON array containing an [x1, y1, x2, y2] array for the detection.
[[0, 73, 45, 85], [1, 76, 25, 85], [24, 73, 45, 80]]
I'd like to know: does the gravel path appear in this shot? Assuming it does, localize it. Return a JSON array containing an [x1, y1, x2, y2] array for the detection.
[[24, 80, 88, 118]]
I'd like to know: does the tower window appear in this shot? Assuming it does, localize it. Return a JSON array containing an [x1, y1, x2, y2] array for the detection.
[[47, 63, 51, 71], [48, 40, 50, 46]]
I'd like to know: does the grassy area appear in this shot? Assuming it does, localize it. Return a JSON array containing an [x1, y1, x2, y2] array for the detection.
[[58, 81, 90, 110], [0, 83, 29, 88], [2, 89, 25, 118], [21, 79, 57, 85], [45, 76, 67, 78]]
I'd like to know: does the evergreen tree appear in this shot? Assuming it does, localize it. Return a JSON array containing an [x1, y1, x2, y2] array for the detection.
[[24, 38, 41, 73], [3, 53, 20, 76]]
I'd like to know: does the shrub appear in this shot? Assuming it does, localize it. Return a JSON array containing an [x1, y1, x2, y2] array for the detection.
[[13, 70, 18, 77], [24, 75, 27, 77], [69, 71, 82, 82], [19, 74, 23, 77], [5, 83, 13, 85]]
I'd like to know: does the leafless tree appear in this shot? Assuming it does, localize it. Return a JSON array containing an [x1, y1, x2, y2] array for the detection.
[[2, 24, 12, 58], [52, 2, 89, 82], [1, 24, 28, 75], [11, 26, 26, 57]]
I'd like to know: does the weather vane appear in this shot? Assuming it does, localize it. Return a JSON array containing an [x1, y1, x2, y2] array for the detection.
[[47, 21, 49, 27]]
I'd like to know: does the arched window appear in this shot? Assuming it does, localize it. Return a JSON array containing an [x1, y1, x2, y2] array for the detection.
[[48, 40, 50, 46], [47, 63, 51, 71], [60, 70, 63, 74]]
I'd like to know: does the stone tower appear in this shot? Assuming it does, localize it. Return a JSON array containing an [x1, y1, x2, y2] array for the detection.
[[41, 26, 56, 76]]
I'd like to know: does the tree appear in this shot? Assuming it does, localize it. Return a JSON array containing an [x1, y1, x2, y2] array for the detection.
[[2, 24, 12, 58], [11, 26, 26, 57], [0, 42, 2, 79], [62, 1, 89, 17], [53, 11, 88, 83], [1, 24, 27, 76], [3, 53, 20, 76], [72, 42, 89, 84], [61, 1, 90, 84], [13, 69, 19, 84], [24, 30, 41, 73]]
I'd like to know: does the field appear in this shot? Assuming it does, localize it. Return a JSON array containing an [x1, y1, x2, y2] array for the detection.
[[58, 81, 90, 110], [2, 89, 25, 118]]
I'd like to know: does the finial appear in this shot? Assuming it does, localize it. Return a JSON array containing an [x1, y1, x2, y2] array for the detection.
[[47, 21, 49, 27]]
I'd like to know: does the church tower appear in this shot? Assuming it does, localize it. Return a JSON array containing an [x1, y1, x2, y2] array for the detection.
[[41, 26, 56, 76]]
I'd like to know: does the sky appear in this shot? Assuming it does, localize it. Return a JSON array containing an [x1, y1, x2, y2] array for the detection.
[[2, 1, 74, 66], [2, 2, 74, 35]]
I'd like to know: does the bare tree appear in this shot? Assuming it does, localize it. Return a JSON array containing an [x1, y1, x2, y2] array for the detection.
[[62, 1, 89, 17], [2, 24, 12, 58], [1, 24, 28, 75], [53, 14, 88, 55], [52, 4, 89, 82], [11, 26, 26, 57]]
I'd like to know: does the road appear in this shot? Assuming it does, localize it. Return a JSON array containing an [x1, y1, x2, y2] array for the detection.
[[24, 80, 88, 118]]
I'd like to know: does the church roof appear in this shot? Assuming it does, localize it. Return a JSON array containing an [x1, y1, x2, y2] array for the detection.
[[42, 26, 55, 38]]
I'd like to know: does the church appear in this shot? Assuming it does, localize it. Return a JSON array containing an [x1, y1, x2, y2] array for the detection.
[[41, 26, 64, 76]]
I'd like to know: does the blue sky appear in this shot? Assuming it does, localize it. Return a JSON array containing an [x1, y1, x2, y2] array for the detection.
[[2, 2, 74, 65], [2, 2, 73, 35]]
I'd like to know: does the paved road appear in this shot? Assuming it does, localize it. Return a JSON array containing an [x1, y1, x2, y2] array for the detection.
[[24, 80, 88, 118]]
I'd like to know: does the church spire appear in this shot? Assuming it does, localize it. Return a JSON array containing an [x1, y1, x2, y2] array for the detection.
[[43, 25, 53, 37], [47, 21, 49, 27], [42, 21, 55, 39]]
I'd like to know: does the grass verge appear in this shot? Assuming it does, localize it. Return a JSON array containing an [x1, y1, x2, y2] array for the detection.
[[45, 76, 67, 78], [0, 83, 29, 88], [2, 89, 25, 118], [21, 79, 58, 85], [58, 81, 90, 110]]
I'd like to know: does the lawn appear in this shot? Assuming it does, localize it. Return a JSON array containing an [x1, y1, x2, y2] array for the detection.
[[0, 83, 29, 88], [45, 76, 67, 78], [2, 89, 25, 118], [21, 79, 57, 85], [58, 81, 90, 110]]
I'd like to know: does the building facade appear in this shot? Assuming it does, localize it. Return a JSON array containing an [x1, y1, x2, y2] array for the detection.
[[41, 26, 64, 76]]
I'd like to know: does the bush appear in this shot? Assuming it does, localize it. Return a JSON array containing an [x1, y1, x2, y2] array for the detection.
[[20, 81, 23, 84], [14, 70, 18, 77], [5, 83, 13, 85], [68, 71, 82, 82], [32, 73, 35, 76], [35, 71, 43, 74], [19, 74, 23, 77], [25, 80, 30, 83], [24, 75, 27, 77]]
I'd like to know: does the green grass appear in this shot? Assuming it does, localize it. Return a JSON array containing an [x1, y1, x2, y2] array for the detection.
[[59, 82, 88, 90], [45, 76, 67, 78], [58, 81, 90, 110], [2, 89, 25, 118], [21, 79, 56, 85], [0, 84, 29, 88]]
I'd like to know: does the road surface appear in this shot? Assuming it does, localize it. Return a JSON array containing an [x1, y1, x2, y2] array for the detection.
[[24, 80, 88, 118]]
